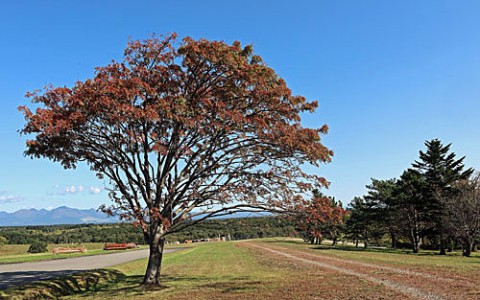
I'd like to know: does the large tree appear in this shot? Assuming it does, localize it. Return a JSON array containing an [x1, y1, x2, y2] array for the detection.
[[344, 196, 380, 248], [364, 178, 399, 248], [394, 169, 430, 253], [437, 172, 480, 257], [412, 139, 473, 254], [19, 34, 332, 285], [294, 191, 347, 245]]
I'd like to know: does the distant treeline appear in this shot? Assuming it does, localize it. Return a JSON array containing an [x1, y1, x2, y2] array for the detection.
[[0, 216, 297, 245]]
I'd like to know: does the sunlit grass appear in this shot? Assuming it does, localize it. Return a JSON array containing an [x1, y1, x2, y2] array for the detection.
[[0, 243, 148, 264], [7, 238, 480, 299], [63, 240, 398, 300]]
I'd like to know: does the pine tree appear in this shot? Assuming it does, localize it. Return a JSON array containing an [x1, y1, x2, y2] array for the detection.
[[394, 169, 429, 253], [364, 178, 399, 248], [412, 139, 473, 254]]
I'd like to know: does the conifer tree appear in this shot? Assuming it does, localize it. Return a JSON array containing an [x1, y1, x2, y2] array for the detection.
[[412, 139, 473, 254]]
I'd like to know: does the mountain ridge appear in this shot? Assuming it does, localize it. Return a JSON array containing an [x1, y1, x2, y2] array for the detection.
[[0, 206, 115, 226], [0, 207, 272, 227]]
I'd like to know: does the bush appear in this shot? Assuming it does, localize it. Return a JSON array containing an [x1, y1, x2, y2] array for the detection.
[[28, 240, 48, 253]]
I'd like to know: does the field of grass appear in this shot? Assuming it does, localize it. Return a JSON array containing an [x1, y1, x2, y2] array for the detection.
[[269, 239, 480, 274], [0, 243, 148, 264], [4, 238, 480, 299], [59, 239, 402, 299]]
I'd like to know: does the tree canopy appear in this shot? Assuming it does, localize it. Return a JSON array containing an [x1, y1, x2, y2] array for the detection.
[[19, 34, 332, 285], [294, 191, 347, 245]]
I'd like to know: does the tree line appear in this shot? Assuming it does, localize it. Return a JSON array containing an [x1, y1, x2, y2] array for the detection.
[[344, 139, 478, 256], [0, 216, 297, 246]]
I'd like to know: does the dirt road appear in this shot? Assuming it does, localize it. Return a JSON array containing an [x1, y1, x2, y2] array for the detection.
[[245, 242, 477, 300], [0, 248, 180, 289]]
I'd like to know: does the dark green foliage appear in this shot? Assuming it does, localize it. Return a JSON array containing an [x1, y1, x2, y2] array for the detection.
[[0, 216, 297, 245], [412, 139, 473, 189], [28, 240, 48, 253], [345, 139, 475, 254], [364, 178, 398, 247], [412, 139, 474, 254], [392, 169, 431, 253], [344, 197, 368, 247], [166, 217, 296, 242], [0, 223, 145, 245]]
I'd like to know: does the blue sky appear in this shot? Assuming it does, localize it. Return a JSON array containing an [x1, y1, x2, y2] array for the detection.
[[1, 1, 480, 212]]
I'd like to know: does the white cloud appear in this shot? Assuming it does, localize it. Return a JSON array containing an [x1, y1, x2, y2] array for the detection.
[[48, 185, 104, 196], [89, 187, 103, 194], [0, 191, 21, 204]]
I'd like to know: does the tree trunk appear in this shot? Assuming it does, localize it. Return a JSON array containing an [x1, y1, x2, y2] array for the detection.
[[143, 227, 165, 286], [364, 229, 368, 249], [447, 238, 453, 252], [355, 238, 359, 248], [472, 241, 478, 252], [390, 232, 397, 249], [410, 228, 421, 254], [439, 237, 447, 255], [331, 236, 337, 246], [411, 235, 419, 254], [463, 239, 473, 257]]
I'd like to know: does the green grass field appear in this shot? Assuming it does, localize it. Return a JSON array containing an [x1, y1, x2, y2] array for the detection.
[[4, 238, 480, 299], [0, 243, 148, 264]]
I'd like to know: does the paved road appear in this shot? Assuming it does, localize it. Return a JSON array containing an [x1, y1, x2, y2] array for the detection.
[[0, 248, 180, 289]]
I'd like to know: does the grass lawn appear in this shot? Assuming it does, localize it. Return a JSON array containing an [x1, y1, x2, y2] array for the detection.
[[60, 239, 403, 300], [0, 243, 148, 264], [4, 238, 480, 299]]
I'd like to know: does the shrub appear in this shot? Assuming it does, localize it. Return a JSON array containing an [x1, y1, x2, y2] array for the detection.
[[28, 240, 48, 253]]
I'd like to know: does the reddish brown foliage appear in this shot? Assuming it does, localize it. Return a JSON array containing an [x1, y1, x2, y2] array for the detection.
[[295, 194, 348, 243], [19, 33, 332, 283]]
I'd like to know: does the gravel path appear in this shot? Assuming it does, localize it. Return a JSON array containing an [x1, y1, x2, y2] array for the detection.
[[248, 244, 447, 300], [0, 248, 180, 289]]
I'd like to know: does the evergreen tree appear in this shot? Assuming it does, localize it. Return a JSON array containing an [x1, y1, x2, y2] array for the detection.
[[364, 178, 399, 248], [345, 196, 381, 248], [412, 139, 473, 254], [394, 169, 429, 253]]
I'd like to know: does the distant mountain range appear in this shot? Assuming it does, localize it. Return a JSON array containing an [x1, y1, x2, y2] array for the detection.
[[0, 206, 272, 227], [0, 206, 116, 226]]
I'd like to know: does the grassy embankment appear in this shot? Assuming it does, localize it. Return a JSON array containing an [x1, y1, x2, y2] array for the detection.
[[4, 238, 480, 299], [0, 243, 148, 264]]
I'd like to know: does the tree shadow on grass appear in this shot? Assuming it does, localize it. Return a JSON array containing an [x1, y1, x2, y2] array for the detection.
[[81, 273, 264, 298], [257, 239, 478, 258], [200, 278, 263, 293], [309, 244, 480, 258], [0, 270, 84, 289], [260, 239, 304, 245], [311, 245, 413, 255], [0, 269, 124, 299]]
